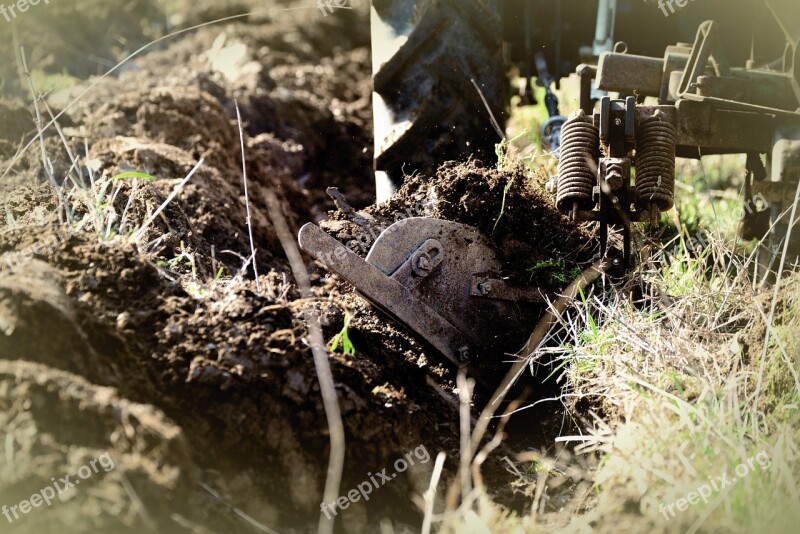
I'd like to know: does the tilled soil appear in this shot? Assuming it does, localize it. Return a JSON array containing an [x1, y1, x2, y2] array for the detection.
[[0, 2, 593, 532]]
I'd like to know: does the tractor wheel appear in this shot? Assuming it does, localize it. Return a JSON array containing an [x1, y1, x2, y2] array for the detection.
[[370, 0, 506, 201]]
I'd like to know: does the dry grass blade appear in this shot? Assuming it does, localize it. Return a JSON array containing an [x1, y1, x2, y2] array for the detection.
[[198, 481, 281, 534], [471, 395, 526, 500], [16, 46, 70, 224], [234, 100, 261, 292], [761, 178, 800, 357], [120, 473, 158, 533], [421, 452, 447, 534], [470, 77, 505, 140]]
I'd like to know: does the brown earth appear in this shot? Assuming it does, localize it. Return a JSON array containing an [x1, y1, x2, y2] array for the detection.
[[0, 2, 594, 532]]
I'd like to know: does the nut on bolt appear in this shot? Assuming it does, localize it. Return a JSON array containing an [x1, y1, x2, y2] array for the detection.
[[457, 346, 470, 362]]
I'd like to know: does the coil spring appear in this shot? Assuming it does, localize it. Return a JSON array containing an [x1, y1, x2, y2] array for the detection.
[[635, 114, 676, 212], [557, 110, 599, 214]]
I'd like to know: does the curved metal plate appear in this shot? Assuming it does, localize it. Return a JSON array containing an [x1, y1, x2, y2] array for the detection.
[[299, 218, 543, 387]]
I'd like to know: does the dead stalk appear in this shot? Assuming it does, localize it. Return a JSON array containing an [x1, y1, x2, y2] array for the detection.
[[234, 101, 261, 291], [17, 47, 69, 224], [263, 189, 345, 534], [458, 371, 474, 506], [421, 452, 446, 534]]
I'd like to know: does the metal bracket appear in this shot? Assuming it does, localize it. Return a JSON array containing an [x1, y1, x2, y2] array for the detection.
[[469, 277, 546, 304], [390, 239, 444, 290], [677, 20, 718, 98]]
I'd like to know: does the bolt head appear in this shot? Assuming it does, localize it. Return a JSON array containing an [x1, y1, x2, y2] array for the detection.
[[416, 256, 431, 270]]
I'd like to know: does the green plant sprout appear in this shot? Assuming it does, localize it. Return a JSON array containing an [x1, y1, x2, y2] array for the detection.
[[328, 312, 356, 356], [527, 258, 582, 285]]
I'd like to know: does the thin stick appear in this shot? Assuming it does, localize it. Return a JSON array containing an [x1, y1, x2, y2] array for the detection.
[[235, 101, 261, 291], [470, 78, 505, 140], [457, 371, 473, 507], [468, 261, 605, 464], [263, 189, 345, 534], [472, 396, 526, 499]]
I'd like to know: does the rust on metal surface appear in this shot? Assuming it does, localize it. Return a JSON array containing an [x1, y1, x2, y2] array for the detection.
[[299, 218, 544, 387], [596, 52, 665, 97]]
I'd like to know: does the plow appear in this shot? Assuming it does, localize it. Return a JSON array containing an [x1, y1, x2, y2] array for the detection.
[[300, 0, 800, 387], [300, 217, 546, 387]]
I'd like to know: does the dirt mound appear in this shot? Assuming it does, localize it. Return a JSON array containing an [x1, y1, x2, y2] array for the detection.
[[0, 3, 574, 532], [323, 160, 594, 291], [0, 360, 195, 533], [81, 128, 308, 274], [42, 2, 374, 213]]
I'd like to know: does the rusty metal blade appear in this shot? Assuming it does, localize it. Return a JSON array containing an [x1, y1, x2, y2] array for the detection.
[[298, 222, 473, 371], [299, 218, 543, 388]]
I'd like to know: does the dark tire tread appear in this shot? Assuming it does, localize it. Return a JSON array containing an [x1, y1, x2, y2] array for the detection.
[[373, 0, 506, 182]]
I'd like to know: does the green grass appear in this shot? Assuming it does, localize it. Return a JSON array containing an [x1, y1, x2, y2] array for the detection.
[[493, 177, 515, 233], [30, 68, 79, 94], [328, 312, 356, 357], [111, 171, 157, 181], [527, 258, 582, 285]]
